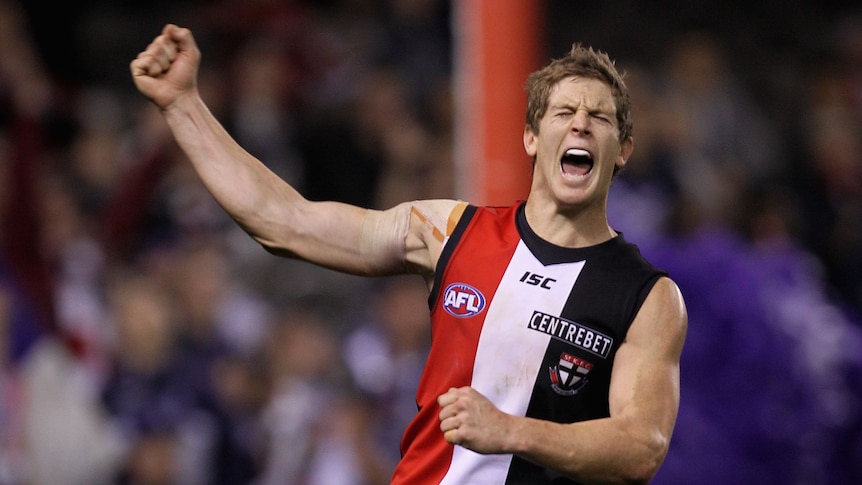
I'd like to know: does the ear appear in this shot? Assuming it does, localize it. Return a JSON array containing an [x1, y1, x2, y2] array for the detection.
[[523, 125, 537, 158], [615, 136, 634, 171]]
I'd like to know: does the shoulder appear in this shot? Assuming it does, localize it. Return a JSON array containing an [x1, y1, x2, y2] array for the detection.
[[627, 277, 687, 353]]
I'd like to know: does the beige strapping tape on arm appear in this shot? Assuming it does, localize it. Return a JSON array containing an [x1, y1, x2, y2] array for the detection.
[[358, 203, 412, 275]]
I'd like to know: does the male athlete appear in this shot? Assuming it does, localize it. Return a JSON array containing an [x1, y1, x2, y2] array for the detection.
[[131, 24, 687, 484]]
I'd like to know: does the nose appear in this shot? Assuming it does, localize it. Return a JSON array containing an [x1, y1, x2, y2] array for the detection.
[[571, 109, 591, 135]]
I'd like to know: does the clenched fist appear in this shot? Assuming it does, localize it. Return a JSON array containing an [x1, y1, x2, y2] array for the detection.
[[437, 386, 516, 455], [130, 24, 200, 110]]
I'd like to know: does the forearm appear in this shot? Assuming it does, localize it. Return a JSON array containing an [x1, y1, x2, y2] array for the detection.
[[506, 415, 668, 485], [162, 92, 301, 240]]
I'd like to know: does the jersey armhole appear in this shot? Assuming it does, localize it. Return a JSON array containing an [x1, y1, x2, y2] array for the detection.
[[427, 204, 478, 310], [626, 272, 668, 335]]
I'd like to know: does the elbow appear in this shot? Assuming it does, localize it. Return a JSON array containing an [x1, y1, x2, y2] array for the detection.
[[621, 429, 671, 485], [243, 222, 302, 260], [244, 225, 289, 256], [239, 205, 304, 257], [615, 460, 665, 485], [623, 461, 663, 485], [251, 223, 305, 260], [260, 241, 298, 259]]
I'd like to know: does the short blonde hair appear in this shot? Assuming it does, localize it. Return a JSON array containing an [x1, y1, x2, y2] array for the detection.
[[524, 43, 632, 142]]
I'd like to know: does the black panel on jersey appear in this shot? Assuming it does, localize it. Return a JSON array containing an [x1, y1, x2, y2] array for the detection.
[[506, 203, 666, 485]]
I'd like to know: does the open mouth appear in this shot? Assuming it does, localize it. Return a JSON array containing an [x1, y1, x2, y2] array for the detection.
[[561, 148, 593, 177]]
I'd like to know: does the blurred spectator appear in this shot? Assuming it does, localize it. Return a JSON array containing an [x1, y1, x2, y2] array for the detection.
[[608, 63, 680, 246], [225, 32, 305, 190], [788, 23, 862, 313], [361, 68, 453, 209], [22, 336, 125, 485], [101, 271, 217, 484], [168, 241, 272, 359], [209, 351, 270, 484], [0, 0, 61, 338], [658, 30, 781, 232], [67, 88, 127, 216], [37, 170, 114, 375], [254, 307, 390, 485], [343, 277, 432, 473], [645, 220, 862, 485]]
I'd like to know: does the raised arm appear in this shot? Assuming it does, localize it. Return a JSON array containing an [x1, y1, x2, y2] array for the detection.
[[130, 24, 460, 277], [438, 276, 687, 484]]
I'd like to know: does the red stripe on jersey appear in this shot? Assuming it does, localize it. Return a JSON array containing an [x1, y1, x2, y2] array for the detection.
[[392, 206, 521, 485]]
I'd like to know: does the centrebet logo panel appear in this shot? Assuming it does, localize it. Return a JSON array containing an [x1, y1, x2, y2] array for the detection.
[[442, 282, 486, 318]]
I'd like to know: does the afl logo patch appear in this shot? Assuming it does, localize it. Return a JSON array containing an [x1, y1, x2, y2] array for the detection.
[[442, 283, 486, 318]]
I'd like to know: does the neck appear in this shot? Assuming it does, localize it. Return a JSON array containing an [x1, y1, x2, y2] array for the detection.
[[523, 197, 615, 248]]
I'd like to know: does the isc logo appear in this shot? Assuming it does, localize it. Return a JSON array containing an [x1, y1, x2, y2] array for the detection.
[[442, 283, 486, 318], [520, 271, 556, 290]]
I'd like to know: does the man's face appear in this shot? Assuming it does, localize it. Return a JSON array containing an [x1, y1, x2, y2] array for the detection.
[[524, 76, 632, 211]]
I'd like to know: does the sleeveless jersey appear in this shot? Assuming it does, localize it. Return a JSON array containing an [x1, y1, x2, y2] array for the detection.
[[390, 203, 666, 485]]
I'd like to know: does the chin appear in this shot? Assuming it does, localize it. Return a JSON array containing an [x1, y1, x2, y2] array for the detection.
[[553, 184, 605, 212]]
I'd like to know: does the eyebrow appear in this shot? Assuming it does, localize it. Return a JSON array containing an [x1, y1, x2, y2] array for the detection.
[[552, 102, 616, 118]]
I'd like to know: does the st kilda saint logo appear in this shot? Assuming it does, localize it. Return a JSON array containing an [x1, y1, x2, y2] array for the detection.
[[549, 352, 592, 396]]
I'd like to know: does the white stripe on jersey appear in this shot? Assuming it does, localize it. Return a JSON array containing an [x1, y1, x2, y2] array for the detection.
[[440, 241, 586, 484]]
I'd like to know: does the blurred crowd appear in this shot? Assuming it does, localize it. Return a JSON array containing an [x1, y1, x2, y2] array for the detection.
[[1, 0, 861, 484]]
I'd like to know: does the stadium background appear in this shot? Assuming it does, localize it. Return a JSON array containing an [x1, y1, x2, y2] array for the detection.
[[2, 0, 861, 483]]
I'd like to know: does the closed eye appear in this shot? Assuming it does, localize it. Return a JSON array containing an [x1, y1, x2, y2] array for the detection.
[[590, 113, 613, 124]]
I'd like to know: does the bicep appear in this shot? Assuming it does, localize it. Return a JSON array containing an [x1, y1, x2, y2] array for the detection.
[[608, 277, 688, 437], [257, 198, 463, 278]]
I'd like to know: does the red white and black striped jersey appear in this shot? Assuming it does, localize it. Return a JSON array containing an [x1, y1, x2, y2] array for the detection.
[[391, 202, 666, 485]]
